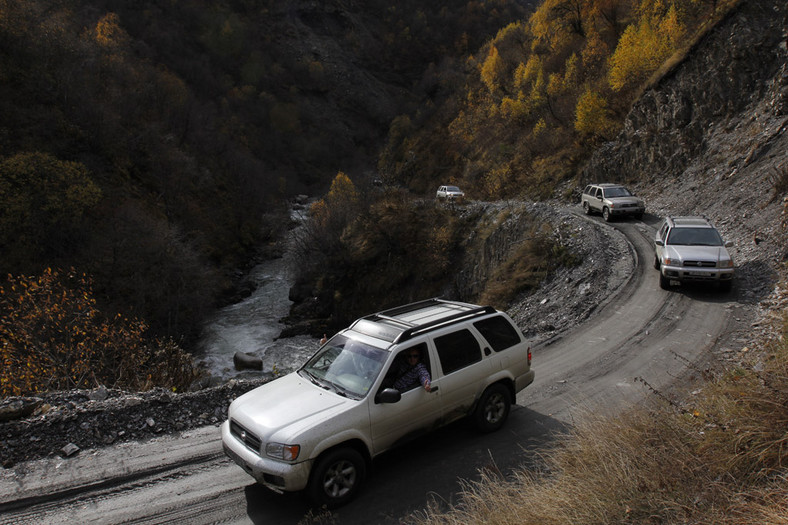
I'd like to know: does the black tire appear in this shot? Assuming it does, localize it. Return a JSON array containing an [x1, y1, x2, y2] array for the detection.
[[582, 201, 591, 215], [653, 256, 661, 270], [602, 207, 611, 221], [307, 448, 366, 508], [719, 280, 732, 293], [473, 384, 511, 433], [635, 213, 644, 220], [659, 272, 670, 290]]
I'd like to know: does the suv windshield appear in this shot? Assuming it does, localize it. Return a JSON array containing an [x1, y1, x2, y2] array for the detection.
[[667, 227, 724, 246], [604, 187, 632, 198], [300, 335, 388, 399]]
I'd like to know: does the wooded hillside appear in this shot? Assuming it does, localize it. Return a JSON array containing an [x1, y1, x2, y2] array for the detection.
[[0, 0, 531, 394], [379, 0, 736, 199]]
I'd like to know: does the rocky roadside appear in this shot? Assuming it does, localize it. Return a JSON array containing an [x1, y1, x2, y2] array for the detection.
[[3, 128, 788, 468], [3, 192, 784, 469], [0, 378, 266, 468], [0, 201, 623, 469]]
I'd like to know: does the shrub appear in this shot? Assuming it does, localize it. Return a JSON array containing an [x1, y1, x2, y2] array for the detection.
[[0, 268, 198, 397]]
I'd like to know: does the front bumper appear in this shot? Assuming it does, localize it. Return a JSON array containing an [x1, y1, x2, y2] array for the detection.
[[609, 206, 644, 216], [661, 265, 734, 283], [221, 420, 312, 493]]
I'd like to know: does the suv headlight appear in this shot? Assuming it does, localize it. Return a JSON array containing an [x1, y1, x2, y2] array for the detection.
[[664, 257, 679, 266], [266, 442, 300, 461], [718, 259, 733, 268]]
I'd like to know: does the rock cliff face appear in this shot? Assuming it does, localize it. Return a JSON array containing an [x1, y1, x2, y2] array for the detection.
[[583, 0, 788, 184]]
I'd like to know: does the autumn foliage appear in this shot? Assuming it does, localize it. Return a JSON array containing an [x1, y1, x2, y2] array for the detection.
[[380, 0, 737, 197], [0, 269, 198, 397]]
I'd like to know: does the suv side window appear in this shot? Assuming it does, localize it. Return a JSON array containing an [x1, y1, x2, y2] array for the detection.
[[473, 315, 521, 352], [380, 343, 431, 392], [658, 221, 669, 241], [583, 185, 591, 195], [434, 329, 481, 374]]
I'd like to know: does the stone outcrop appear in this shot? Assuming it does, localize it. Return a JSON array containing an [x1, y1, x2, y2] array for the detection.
[[582, 0, 788, 183]]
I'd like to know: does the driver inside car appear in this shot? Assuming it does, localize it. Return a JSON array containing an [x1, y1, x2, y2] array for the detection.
[[392, 345, 432, 392]]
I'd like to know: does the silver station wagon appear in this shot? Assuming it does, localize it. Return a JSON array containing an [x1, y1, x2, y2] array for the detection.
[[221, 298, 534, 507], [581, 183, 645, 221]]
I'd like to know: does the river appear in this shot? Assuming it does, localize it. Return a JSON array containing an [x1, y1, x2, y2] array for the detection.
[[195, 207, 319, 382]]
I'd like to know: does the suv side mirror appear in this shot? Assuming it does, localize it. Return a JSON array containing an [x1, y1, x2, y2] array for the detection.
[[725, 240, 733, 247], [375, 388, 401, 404], [655, 239, 664, 247]]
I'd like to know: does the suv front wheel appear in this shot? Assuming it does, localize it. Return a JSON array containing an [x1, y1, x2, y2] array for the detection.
[[473, 384, 511, 433], [307, 448, 366, 508]]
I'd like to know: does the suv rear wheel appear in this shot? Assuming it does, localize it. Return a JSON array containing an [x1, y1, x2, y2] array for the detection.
[[307, 448, 366, 508], [582, 201, 591, 215], [473, 384, 510, 433]]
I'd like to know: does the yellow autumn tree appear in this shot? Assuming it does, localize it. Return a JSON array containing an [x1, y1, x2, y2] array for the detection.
[[480, 45, 506, 93], [575, 87, 615, 138], [95, 12, 129, 49], [0, 269, 197, 396], [514, 55, 543, 91], [608, 2, 687, 91], [309, 172, 360, 232]]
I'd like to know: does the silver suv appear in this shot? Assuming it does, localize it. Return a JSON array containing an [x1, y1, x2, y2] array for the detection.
[[222, 298, 534, 507], [581, 183, 645, 221], [654, 216, 734, 291], [436, 185, 465, 201]]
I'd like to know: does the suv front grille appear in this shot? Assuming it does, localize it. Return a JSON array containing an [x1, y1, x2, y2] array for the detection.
[[230, 420, 262, 455], [683, 260, 716, 268]]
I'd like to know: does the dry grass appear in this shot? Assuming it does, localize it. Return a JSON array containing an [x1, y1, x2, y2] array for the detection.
[[406, 299, 788, 524]]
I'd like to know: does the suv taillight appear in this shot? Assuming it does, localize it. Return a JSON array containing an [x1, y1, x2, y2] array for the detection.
[[527, 347, 532, 366]]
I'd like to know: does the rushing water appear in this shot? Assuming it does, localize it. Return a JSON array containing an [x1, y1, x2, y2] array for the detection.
[[195, 209, 320, 382]]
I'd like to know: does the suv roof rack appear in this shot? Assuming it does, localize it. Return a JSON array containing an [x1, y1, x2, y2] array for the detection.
[[668, 216, 712, 226], [349, 298, 496, 344]]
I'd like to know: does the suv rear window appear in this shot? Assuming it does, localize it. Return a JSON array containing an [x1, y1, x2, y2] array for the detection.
[[434, 329, 481, 374], [473, 315, 521, 352]]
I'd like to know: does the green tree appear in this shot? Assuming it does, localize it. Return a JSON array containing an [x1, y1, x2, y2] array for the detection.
[[0, 152, 101, 271]]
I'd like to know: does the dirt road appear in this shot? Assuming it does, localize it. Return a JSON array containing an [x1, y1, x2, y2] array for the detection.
[[0, 214, 752, 525]]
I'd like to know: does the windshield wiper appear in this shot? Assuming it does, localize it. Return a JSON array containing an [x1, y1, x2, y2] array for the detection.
[[301, 369, 329, 389]]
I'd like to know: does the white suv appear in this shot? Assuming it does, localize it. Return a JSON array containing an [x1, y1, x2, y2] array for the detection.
[[221, 299, 534, 507], [436, 185, 465, 201], [654, 216, 734, 291]]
